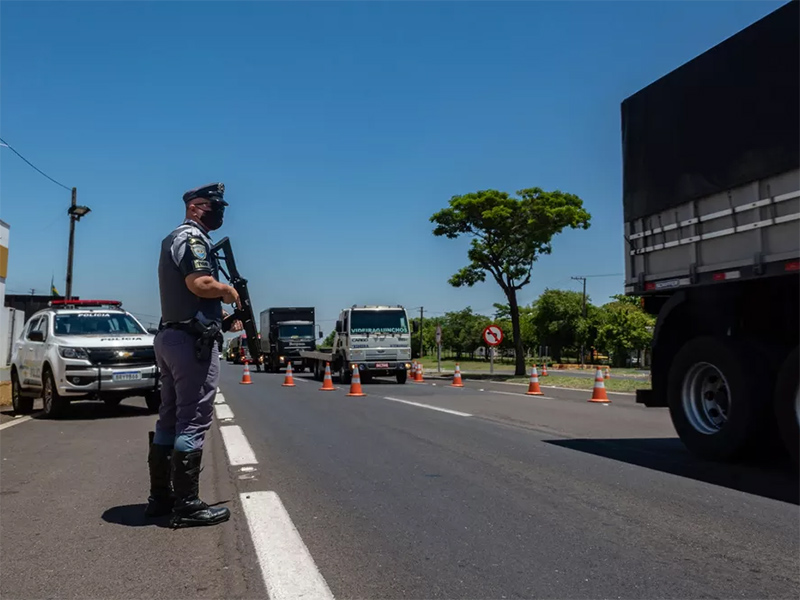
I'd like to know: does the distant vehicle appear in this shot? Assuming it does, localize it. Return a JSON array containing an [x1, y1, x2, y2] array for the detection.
[[9, 299, 160, 418], [259, 307, 320, 373], [228, 333, 257, 365], [623, 2, 799, 462], [301, 305, 415, 384]]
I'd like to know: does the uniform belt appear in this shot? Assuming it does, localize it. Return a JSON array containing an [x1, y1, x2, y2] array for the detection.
[[162, 322, 196, 333]]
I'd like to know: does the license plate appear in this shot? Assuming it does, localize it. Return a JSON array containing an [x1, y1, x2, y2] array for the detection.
[[375, 363, 389, 369], [113, 371, 141, 382]]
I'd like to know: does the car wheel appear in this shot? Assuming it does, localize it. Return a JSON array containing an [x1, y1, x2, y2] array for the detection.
[[11, 370, 34, 414], [42, 369, 68, 419], [145, 390, 161, 414]]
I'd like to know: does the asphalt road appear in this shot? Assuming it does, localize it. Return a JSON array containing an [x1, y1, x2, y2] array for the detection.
[[1, 365, 797, 599]]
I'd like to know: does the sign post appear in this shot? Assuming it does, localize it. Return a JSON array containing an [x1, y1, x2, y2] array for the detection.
[[435, 324, 442, 373], [482, 324, 504, 375]]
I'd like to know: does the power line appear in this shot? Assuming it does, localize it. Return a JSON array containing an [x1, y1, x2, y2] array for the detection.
[[0, 137, 72, 191]]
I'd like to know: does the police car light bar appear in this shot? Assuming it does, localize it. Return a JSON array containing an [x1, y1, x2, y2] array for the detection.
[[49, 299, 123, 308]]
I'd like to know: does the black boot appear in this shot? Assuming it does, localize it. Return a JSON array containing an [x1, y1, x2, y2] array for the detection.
[[145, 431, 174, 518], [170, 448, 230, 529]]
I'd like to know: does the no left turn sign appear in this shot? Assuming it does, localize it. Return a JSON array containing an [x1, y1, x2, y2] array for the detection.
[[483, 324, 504, 347]]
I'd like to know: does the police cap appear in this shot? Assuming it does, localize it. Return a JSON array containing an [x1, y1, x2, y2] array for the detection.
[[182, 182, 229, 206]]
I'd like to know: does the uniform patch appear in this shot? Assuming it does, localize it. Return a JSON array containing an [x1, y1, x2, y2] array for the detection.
[[189, 242, 207, 260], [193, 259, 211, 271]]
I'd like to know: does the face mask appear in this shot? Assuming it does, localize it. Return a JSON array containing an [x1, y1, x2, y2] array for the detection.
[[198, 204, 225, 231]]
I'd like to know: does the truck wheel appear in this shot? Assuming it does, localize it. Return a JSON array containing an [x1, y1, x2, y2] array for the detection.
[[396, 370, 408, 384], [145, 390, 161, 414], [42, 369, 68, 419], [339, 363, 352, 385], [11, 369, 33, 415], [667, 336, 766, 461], [774, 347, 799, 465]]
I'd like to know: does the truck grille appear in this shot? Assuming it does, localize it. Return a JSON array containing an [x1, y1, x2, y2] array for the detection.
[[86, 346, 156, 367], [366, 351, 398, 361]]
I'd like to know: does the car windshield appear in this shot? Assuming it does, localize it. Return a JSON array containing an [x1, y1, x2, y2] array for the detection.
[[54, 312, 145, 336], [350, 310, 409, 334], [279, 324, 314, 338]]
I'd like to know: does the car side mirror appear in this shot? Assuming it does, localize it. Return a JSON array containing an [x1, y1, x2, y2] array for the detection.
[[335, 320, 342, 334], [318, 331, 323, 339], [147, 328, 159, 335], [29, 331, 44, 342]]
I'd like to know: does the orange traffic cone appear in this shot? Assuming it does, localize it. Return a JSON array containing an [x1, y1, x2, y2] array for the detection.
[[240, 361, 253, 385], [346, 365, 366, 397], [541, 363, 549, 377], [451, 363, 464, 387], [526, 365, 544, 395], [415, 362, 424, 383], [410, 361, 417, 381], [604, 366, 610, 380], [282, 361, 296, 387], [319, 362, 335, 391], [589, 367, 610, 403]]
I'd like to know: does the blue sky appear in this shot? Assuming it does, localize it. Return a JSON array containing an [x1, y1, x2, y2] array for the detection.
[[1, 1, 785, 333]]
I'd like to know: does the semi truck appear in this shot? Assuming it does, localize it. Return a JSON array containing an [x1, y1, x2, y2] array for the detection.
[[259, 307, 319, 372], [301, 305, 416, 384], [623, 1, 799, 462]]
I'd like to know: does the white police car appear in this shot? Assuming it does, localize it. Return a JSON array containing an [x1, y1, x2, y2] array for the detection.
[[10, 299, 161, 418]]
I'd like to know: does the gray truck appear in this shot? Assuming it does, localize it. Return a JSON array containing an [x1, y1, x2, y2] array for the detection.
[[301, 305, 415, 384], [623, 1, 799, 462], [259, 307, 320, 373]]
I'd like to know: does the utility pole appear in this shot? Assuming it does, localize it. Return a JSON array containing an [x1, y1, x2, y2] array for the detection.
[[571, 276, 587, 368], [419, 306, 424, 359], [65, 187, 91, 300], [66, 187, 77, 299]]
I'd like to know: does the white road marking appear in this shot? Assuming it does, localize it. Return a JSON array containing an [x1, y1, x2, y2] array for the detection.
[[214, 404, 235, 421], [490, 389, 554, 400], [541, 385, 635, 396], [219, 425, 258, 465], [0, 416, 33, 431], [292, 377, 313, 384], [215, 393, 226, 404], [382, 397, 472, 417], [241, 491, 335, 600]]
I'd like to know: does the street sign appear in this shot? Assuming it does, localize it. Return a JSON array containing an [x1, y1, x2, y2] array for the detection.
[[435, 325, 442, 345], [483, 324, 504, 347]]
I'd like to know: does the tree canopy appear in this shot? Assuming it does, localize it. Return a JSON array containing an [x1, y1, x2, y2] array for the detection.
[[431, 188, 591, 375]]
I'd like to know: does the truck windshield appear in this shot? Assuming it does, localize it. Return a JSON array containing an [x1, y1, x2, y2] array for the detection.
[[350, 310, 409, 334], [54, 313, 145, 335], [279, 324, 314, 338]]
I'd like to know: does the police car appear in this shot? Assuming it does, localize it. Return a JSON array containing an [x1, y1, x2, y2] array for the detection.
[[9, 299, 161, 418]]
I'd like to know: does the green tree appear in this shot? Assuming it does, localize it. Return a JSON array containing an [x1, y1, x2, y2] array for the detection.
[[441, 307, 490, 359], [595, 295, 654, 367], [530, 289, 587, 363], [321, 330, 336, 347], [431, 188, 591, 375]]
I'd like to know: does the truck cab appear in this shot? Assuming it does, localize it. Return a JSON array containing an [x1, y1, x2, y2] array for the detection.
[[260, 307, 319, 372], [331, 305, 414, 384]]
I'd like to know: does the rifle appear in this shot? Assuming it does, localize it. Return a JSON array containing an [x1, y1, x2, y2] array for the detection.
[[210, 237, 263, 367]]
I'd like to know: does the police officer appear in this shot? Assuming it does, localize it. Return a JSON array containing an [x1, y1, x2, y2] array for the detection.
[[146, 182, 242, 528]]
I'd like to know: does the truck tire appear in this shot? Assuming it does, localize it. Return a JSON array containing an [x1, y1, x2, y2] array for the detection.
[[42, 368, 68, 419], [339, 362, 352, 385], [774, 347, 799, 465], [667, 336, 767, 461], [145, 390, 162, 414], [396, 370, 408, 384], [11, 369, 34, 415]]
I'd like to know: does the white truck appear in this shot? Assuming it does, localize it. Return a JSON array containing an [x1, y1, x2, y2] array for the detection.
[[624, 1, 799, 462], [301, 305, 416, 384]]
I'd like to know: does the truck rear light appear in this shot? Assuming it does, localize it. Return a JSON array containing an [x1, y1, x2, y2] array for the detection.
[[785, 261, 800, 272], [644, 282, 656, 291]]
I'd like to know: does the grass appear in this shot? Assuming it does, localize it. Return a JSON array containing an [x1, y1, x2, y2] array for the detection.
[[417, 357, 649, 378], [506, 373, 646, 393]]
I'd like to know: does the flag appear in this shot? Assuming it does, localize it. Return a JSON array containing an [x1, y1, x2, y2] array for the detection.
[[51, 276, 60, 297]]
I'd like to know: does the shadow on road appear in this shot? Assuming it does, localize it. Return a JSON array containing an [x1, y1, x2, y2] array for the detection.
[[34, 402, 152, 421], [545, 437, 799, 505], [102, 504, 171, 528]]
